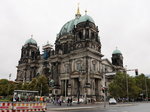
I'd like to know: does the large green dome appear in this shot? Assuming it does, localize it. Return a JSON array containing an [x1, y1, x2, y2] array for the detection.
[[59, 19, 77, 36], [112, 49, 122, 54], [59, 14, 95, 36], [25, 38, 37, 45]]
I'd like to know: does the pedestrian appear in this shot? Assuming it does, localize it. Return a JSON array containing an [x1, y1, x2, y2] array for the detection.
[[67, 97, 70, 106], [70, 97, 72, 106], [40, 96, 43, 102], [58, 96, 62, 106]]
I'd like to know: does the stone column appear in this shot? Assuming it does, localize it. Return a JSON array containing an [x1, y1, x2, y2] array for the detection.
[[89, 30, 91, 39], [83, 29, 85, 39]]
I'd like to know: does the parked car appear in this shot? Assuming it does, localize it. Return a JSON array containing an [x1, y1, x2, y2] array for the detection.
[[109, 98, 117, 104], [72, 98, 84, 103]]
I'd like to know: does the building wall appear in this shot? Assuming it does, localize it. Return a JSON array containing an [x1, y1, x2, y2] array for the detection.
[[16, 15, 124, 101]]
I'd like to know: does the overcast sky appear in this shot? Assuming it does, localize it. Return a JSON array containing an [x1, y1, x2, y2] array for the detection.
[[0, 0, 150, 80]]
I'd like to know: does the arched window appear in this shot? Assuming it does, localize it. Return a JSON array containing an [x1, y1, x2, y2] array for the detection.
[[65, 64, 70, 73], [92, 60, 97, 72], [86, 29, 89, 38], [31, 51, 35, 59], [77, 63, 81, 71], [91, 32, 95, 38], [79, 32, 82, 39]]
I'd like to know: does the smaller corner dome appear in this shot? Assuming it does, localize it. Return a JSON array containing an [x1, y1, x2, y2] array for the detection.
[[112, 49, 122, 54], [25, 38, 37, 45], [77, 14, 95, 24]]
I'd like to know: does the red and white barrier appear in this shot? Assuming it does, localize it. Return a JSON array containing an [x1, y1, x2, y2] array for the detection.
[[0, 102, 12, 112], [13, 102, 46, 112], [0, 102, 46, 112]]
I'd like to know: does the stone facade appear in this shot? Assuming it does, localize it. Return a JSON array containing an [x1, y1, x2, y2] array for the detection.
[[16, 9, 124, 101]]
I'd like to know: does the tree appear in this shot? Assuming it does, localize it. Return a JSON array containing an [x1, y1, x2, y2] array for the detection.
[[134, 74, 150, 100], [22, 82, 29, 90], [28, 78, 38, 90], [0, 79, 16, 97], [29, 75, 49, 96], [37, 75, 49, 96], [109, 72, 127, 98], [8, 81, 16, 95], [109, 72, 141, 100], [128, 76, 141, 99], [0, 79, 9, 96], [14, 82, 22, 90], [147, 78, 150, 98]]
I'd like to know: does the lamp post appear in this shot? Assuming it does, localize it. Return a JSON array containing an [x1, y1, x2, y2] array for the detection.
[[101, 65, 107, 108], [126, 73, 129, 102], [145, 77, 148, 102], [103, 71, 106, 108], [40, 84, 42, 96], [65, 79, 67, 101], [125, 65, 129, 102], [77, 78, 80, 104], [77, 66, 83, 104], [84, 89, 87, 104]]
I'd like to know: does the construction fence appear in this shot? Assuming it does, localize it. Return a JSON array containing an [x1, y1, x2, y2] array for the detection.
[[0, 102, 46, 112]]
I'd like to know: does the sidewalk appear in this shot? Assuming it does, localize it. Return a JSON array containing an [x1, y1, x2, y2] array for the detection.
[[47, 102, 105, 111], [47, 102, 137, 111]]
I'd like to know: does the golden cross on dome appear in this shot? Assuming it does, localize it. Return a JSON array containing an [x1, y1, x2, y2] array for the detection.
[[76, 3, 80, 15]]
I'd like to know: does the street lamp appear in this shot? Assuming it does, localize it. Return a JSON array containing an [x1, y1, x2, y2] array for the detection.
[[125, 65, 129, 102], [77, 66, 84, 104], [103, 71, 106, 108], [102, 65, 107, 108], [145, 76, 148, 102], [77, 78, 80, 104], [40, 84, 42, 96], [65, 79, 67, 101]]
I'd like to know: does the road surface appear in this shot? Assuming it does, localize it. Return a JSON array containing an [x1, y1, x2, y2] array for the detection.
[[48, 102, 150, 112]]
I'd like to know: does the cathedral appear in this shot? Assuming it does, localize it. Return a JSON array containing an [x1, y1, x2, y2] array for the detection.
[[16, 7, 124, 101]]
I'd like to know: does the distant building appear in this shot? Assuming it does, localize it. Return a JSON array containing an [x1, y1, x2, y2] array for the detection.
[[16, 7, 125, 101]]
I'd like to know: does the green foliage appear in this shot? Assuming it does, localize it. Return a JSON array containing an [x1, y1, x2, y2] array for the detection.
[[28, 78, 38, 90], [109, 72, 141, 99], [28, 75, 49, 96], [0, 79, 10, 96], [14, 82, 22, 90], [147, 78, 150, 97], [134, 74, 150, 98], [109, 72, 127, 98], [8, 81, 15, 95], [22, 82, 29, 90], [128, 77, 141, 98], [0, 79, 15, 97], [36, 75, 49, 96], [0, 74, 50, 97]]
